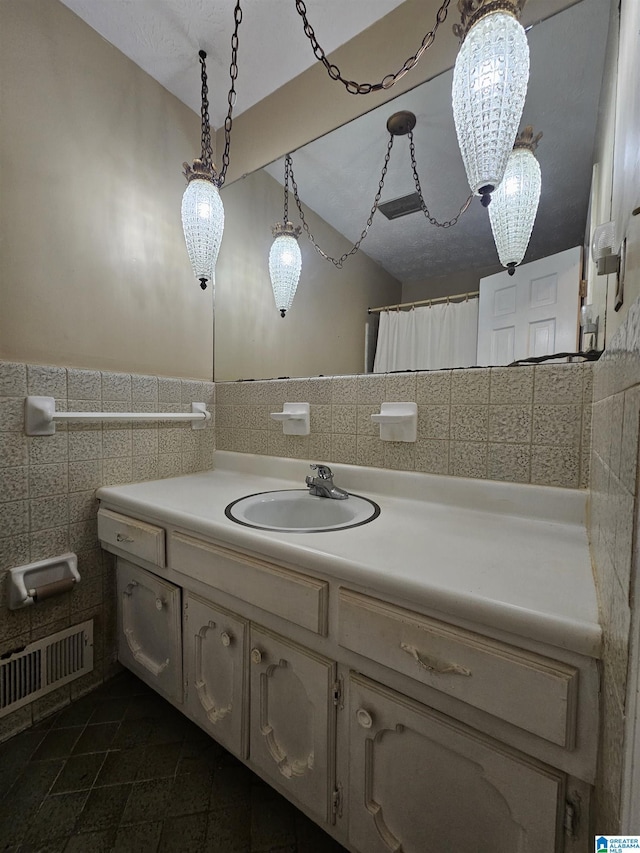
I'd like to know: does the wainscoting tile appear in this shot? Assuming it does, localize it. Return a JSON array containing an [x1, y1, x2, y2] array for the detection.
[[385, 373, 416, 401], [532, 405, 582, 447], [416, 370, 451, 405], [487, 443, 531, 484], [0, 362, 27, 397], [531, 446, 580, 488], [0, 432, 28, 467], [488, 406, 532, 444], [534, 364, 583, 405], [356, 435, 385, 469], [67, 369, 101, 401], [332, 406, 357, 435], [449, 441, 487, 479], [451, 369, 490, 405], [331, 434, 357, 465], [309, 433, 332, 462], [417, 405, 450, 441], [489, 366, 534, 405], [357, 375, 386, 405], [101, 372, 131, 402], [415, 440, 449, 475], [450, 406, 489, 442], [27, 365, 67, 398]]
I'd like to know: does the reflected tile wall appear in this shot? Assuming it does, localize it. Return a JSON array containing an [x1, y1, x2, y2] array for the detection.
[[0, 362, 214, 742], [216, 363, 592, 489], [589, 296, 640, 832]]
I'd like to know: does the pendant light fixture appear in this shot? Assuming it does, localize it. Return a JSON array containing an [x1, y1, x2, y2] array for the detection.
[[488, 126, 542, 275], [181, 4, 242, 290], [182, 51, 223, 290], [269, 154, 302, 318], [452, 0, 530, 208]]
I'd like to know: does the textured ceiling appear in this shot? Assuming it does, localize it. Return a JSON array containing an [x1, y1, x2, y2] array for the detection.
[[57, 0, 406, 127], [263, 0, 610, 283]]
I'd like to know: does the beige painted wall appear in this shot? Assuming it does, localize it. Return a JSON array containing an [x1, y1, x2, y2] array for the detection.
[[0, 0, 212, 380], [215, 170, 401, 380]]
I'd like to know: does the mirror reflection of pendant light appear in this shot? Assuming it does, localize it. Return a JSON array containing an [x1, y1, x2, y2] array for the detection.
[[452, 0, 530, 208], [269, 154, 302, 318], [181, 52, 223, 290], [488, 126, 542, 275]]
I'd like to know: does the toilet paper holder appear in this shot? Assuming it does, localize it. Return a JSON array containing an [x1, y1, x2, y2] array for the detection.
[[8, 553, 80, 610]]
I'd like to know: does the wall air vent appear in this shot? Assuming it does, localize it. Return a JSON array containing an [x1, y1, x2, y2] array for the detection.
[[0, 620, 93, 718], [378, 193, 423, 220]]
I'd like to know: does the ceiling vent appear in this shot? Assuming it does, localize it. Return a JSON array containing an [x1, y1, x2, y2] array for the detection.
[[378, 193, 423, 220]]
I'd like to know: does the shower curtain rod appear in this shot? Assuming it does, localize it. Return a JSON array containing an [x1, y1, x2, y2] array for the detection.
[[368, 290, 479, 314]]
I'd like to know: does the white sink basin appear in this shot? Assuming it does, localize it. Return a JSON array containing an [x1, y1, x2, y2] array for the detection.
[[225, 489, 380, 533]]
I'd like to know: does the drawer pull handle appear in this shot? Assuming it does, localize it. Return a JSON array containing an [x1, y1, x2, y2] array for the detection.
[[123, 582, 138, 597], [155, 597, 165, 611], [400, 642, 471, 677], [356, 708, 373, 729], [116, 533, 135, 543], [251, 648, 263, 664], [220, 632, 232, 647]]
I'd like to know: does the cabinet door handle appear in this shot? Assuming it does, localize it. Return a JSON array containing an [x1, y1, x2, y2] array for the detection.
[[123, 581, 138, 597], [400, 642, 471, 677], [220, 632, 232, 647], [251, 648, 263, 664], [116, 533, 134, 543], [155, 597, 165, 611], [356, 708, 373, 729]]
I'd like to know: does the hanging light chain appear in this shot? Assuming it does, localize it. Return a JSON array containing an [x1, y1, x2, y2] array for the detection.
[[218, 0, 243, 187], [288, 135, 395, 269], [293, 0, 451, 95], [283, 154, 291, 222], [408, 131, 473, 227], [198, 51, 213, 172]]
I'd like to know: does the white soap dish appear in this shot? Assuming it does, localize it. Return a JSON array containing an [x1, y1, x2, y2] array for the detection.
[[371, 402, 417, 442], [270, 402, 310, 435]]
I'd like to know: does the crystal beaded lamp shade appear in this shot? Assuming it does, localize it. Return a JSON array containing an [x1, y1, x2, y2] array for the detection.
[[269, 234, 302, 318], [488, 146, 541, 273], [181, 178, 225, 289], [452, 11, 529, 204]]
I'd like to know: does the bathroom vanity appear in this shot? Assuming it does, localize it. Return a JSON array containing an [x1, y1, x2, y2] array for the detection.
[[96, 451, 600, 853]]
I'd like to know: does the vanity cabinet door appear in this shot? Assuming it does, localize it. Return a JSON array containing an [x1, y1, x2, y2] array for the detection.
[[116, 559, 182, 703], [348, 674, 565, 853], [249, 626, 337, 825], [183, 593, 249, 759]]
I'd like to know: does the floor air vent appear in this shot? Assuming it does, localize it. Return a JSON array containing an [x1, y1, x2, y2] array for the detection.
[[0, 620, 93, 718]]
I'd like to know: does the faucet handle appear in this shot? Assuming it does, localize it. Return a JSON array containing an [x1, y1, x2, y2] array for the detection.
[[310, 463, 332, 480]]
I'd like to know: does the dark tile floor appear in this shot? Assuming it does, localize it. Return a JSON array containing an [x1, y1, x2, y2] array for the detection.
[[0, 671, 347, 853]]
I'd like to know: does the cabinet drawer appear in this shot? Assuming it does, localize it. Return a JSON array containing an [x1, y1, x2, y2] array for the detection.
[[339, 588, 578, 748], [98, 508, 165, 567], [170, 532, 329, 635]]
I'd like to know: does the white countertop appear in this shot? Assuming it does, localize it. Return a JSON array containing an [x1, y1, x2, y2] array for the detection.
[[96, 451, 601, 659]]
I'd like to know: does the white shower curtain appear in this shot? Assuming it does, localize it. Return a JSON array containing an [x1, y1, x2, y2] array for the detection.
[[373, 298, 479, 373]]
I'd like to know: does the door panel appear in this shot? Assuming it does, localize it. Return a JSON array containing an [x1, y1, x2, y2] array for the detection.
[[478, 246, 581, 365], [249, 626, 336, 824], [184, 593, 249, 758], [348, 674, 564, 853], [116, 559, 182, 703]]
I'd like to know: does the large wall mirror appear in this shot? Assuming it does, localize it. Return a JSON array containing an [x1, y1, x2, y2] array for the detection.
[[215, 0, 610, 381]]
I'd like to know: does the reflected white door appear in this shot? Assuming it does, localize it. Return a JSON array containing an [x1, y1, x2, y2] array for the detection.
[[477, 246, 581, 365]]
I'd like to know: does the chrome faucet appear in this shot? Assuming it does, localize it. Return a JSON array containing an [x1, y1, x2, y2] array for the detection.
[[305, 464, 349, 500]]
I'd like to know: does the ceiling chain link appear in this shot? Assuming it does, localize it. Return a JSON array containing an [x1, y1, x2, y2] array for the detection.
[[407, 131, 473, 227], [288, 135, 395, 268], [217, 0, 243, 187], [294, 0, 451, 95]]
